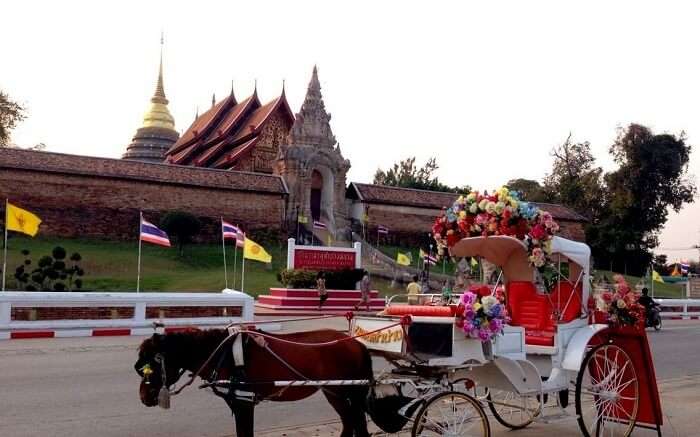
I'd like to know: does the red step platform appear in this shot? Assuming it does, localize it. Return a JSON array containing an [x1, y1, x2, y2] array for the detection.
[[256, 288, 386, 311]]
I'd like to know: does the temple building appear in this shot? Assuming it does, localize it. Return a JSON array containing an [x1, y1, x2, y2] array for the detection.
[[166, 66, 350, 235], [122, 40, 179, 163]]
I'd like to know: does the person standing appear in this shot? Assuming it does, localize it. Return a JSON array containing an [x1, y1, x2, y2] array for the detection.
[[355, 271, 372, 311], [406, 275, 421, 305], [317, 271, 328, 310]]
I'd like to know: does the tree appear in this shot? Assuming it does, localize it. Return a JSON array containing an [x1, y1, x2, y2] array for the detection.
[[652, 254, 669, 275], [0, 90, 26, 147], [373, 156, 469, 193], [591, 124, 696, 274], [543, 134, 606, 220], [505, 178, 550, 202], [160, 211, 202, 255]]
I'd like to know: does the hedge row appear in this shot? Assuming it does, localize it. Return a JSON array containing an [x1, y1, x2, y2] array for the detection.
[[277, 268, 365, 290]]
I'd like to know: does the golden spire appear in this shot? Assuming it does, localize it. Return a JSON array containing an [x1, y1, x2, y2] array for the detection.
[[141, 32, 175, 130]]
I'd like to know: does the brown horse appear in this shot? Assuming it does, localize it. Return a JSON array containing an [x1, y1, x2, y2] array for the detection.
[[134, 328, 373, 437]]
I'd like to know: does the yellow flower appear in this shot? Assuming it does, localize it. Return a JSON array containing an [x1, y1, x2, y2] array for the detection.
[[497, 187, 509, 200], [142, 364, 153, 376], [473, 302, 482, 311], [459, 210, 466, 219]]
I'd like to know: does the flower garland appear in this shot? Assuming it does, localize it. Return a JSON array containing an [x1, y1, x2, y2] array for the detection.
[[456, 286, 508, 342], [594, 274, 645, 327], [432, 187, 559, 283]]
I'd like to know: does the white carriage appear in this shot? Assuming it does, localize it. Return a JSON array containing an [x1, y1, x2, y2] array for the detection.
[[352, 236, 660, 437]]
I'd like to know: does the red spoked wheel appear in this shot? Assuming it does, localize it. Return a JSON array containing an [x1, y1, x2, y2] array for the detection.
[[575, 343, 639, 437]]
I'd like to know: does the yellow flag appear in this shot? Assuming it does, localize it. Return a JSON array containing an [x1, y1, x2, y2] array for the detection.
[[243, 237, 272, 263], [5, 203, 42, 237], [396, 252, 411, 266], [652, 270, 664, 283]]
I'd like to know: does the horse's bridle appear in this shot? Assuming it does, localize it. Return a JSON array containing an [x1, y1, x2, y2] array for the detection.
[[139, 353, 185, 389]]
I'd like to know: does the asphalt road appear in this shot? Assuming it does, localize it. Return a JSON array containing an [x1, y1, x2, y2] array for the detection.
[[0, 321, 698, 437]]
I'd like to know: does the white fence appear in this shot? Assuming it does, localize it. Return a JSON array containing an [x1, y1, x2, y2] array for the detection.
[[0, 291, 254, 338], [656, 298, 700, 319]]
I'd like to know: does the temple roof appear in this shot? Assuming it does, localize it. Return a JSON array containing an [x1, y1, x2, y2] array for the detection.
[[346, 183, 587, 222], [166, 88, 293, 169]]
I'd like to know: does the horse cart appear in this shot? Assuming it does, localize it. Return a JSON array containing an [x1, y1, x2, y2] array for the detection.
[[351, 235, 663, 436], [134, 234, 662, 437]]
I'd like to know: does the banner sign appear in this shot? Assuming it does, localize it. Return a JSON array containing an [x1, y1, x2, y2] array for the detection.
[[293, 249, 356, 271], [352, 317, 405, 354]]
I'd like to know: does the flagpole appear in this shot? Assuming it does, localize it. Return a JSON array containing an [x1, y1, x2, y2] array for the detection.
[[241, 239, 246, 294], [221, 217, 228, 289], [232, 236, 238, 290], [136, 211, 142, 293], [2, 199, 8, 292]]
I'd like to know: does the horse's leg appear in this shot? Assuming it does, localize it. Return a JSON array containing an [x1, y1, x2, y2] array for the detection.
[[348, 389, 370, 437], [227, 400, 255, 437], [322, 389, 355, 437]]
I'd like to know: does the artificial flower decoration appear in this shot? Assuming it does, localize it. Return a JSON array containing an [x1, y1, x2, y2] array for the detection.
[[457, 289, 508, 342], [594, 274, 645, 327], [432, 187, 560, 287]]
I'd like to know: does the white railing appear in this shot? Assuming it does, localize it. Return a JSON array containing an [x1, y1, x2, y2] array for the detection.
[[656, 298, 700, 319], [0, 290, 254, 333]]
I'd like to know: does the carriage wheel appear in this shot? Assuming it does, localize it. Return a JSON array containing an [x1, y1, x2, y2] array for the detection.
[[486, 388, 539, 430], [575, 343, 639, 437], [411, 391, 490, 437]]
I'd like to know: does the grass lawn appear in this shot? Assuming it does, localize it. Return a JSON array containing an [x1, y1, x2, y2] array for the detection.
[[2, 236, 400, 298], [593, 270, 685, 298]]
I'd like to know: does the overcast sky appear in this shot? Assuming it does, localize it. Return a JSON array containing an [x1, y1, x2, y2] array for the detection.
[[3, 0, 699, 261]]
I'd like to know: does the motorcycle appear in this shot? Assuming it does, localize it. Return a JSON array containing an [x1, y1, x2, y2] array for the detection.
[[646, 304, 662, 331]]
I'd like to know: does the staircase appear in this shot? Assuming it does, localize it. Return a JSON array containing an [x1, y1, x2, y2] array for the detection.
[[256, 288, 385, 311]]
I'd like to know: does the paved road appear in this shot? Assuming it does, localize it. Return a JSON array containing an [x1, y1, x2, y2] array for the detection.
[[0, 321, 698, 437]]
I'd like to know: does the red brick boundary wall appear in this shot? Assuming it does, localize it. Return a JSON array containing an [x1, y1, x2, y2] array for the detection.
[[0, 148, 288, 241]]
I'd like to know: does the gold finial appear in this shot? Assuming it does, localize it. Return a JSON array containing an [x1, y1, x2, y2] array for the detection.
[[141, 33, 175, 130]]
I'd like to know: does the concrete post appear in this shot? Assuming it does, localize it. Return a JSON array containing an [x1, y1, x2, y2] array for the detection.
[[287, 238, 295, 270]]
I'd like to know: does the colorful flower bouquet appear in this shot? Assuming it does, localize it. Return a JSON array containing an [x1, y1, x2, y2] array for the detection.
[[432, 187, 560, 289], [457, 288, 509, 342], [594, 275, 644, 327]]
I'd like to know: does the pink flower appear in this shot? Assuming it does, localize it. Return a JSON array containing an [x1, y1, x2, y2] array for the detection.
[[529, 224, 546, 240]]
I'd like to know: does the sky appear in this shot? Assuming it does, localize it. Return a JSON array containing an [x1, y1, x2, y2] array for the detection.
[[2, 0, 699, 261]]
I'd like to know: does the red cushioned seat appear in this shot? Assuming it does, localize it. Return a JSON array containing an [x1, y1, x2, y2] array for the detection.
[[549, 282, 583, 323]]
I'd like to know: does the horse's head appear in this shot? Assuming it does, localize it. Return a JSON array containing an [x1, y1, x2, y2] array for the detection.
[[134, 334, 184, 407]]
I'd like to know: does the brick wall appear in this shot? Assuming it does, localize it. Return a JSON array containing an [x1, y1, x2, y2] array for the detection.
[[0, 149, 288, 241], [145, 305, 242, 318], [11, 306, 135, 321]]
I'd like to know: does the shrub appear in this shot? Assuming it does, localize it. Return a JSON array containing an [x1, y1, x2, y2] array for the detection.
[[160, 211, 202, 255], [278, 268, 365, 290]]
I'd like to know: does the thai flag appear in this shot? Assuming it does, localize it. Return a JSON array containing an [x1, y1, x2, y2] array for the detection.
[[313, 220, 327, 230], [377, 225, 389, 235], [223, 220, 245, 248], [424, 254, 438, 266], [681, 262, 690, 274], [140, 218, 171, 247]]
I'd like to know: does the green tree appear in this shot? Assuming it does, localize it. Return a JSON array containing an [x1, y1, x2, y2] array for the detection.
[[160, 211, 202, 255], [543, 134, 606, 220], [373, 156, 469, 193], [505, 178, 550, 202], [0, 90, 26, 147], [590, 124, 696, 274]]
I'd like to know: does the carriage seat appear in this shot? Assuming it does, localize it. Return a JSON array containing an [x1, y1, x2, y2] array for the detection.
[[507, 281, 555, 347], [548, 281, 583, 323]]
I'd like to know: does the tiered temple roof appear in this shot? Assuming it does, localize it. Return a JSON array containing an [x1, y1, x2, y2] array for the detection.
[[165, 86, 294, 170]]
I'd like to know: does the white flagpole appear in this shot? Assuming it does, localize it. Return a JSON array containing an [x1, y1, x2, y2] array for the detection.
[[2, 199, 8, 292], [232, 230, 238, 290], [241, 252, 246, 293], [136, 212, 143, 293], [221, 217, 228, 289]]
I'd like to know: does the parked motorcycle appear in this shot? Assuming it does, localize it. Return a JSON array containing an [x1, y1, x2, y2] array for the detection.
[[646, 304, 662, 331]]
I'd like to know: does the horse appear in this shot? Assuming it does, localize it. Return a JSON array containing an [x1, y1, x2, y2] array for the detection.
[[134, 328, 374, 437]]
